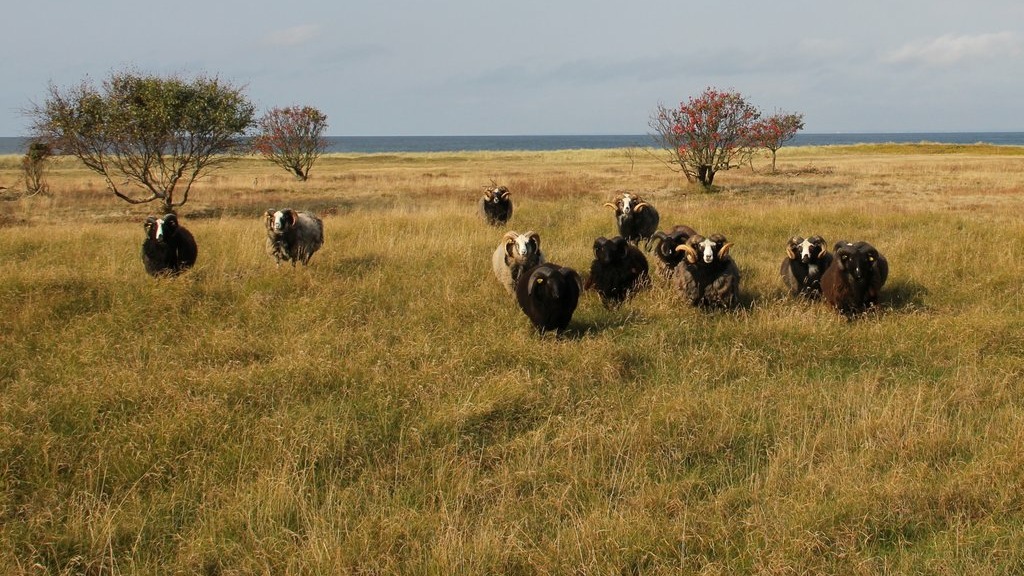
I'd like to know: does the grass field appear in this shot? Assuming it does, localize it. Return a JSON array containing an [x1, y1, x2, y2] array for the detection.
[[2, 144, 1024, 574]]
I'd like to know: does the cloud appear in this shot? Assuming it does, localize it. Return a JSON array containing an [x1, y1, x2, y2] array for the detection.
[[883, 32, 1020, 66], [265, 24, 321, 47]]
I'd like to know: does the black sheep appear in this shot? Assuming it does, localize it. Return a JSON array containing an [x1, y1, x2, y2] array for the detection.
[[821, 240, 889, 316], [650, 225, 698, 279], [780, 235, 833, 298], [673, 233, 741, 308], [515, 263, 583, 334], [141, 214, 197, 276], [585, 236, 650, 308], [479, 185, 513, 226]]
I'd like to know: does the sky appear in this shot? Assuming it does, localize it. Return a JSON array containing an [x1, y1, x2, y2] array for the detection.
[[1, 0, 1022, 136]]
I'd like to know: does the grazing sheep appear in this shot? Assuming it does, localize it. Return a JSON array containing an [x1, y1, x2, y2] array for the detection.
[[604, 192, 660, 247], [650, 225, 698, 279], [492, 230, 545, 294], [141, 214, 197, 277], [515, 262, 583, 334], [585, 236, 650, 307], [780, 235, 833, 298], [821, 240, 889, 316], [673, 233, 741, 308], [479, 185, 513, 226], [264, 209, 324, 267]]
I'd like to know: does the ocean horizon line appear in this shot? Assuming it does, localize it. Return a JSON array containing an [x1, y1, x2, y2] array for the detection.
[[2, 131, 1023, 154]]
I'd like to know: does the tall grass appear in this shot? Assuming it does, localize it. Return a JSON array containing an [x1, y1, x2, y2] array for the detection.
[[2, 145, 1024, 574]]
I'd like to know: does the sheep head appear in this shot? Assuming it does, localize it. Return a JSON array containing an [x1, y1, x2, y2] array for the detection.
[[677, 234, 732, 265], [482, 185, 510, 204], [786, 235, 829, 264], [265, 209, 297, 235], [833, 241, 882, 281], [604, 192, 650, 216], [152, 214, 179, 242], [593, 236, 630, 265], [503, 230, 540, 262]]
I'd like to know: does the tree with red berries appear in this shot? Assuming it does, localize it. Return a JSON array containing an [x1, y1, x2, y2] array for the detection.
[[748, 111, 805, 173], [251, 106, 328, 181], [650, 87, 760, 187]]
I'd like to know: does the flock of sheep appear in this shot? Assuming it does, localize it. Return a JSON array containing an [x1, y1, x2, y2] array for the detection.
[[481, 185, 889, 334], [138, 184, 888, 334]]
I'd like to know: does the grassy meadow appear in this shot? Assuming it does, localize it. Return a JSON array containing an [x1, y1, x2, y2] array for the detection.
[[2, 144, 1024, 574]]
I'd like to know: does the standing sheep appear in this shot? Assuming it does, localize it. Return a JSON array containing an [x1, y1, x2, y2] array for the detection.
[[265, 209, 324, 267], [141, 214, 197, 277], [479, 185, 513, 226], [515, 262, 583, 335], [585, 236, 650, 308], [604, 192, 660, 247], [492, 230, 545, 294], [780, 235, 833, 298], [673, 233, 741, 308], [821, 241, 889, 316]]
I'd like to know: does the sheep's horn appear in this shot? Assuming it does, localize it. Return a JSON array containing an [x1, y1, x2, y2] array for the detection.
[[635, 202, 650, 212], [524, 230, 540, 249], [786, 244, 797, 260], [718, 242, 733, 259], [675, 243, 698, 264], [603, 202, 618, 210]]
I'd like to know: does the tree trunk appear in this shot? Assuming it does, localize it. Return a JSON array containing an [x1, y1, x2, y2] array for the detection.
[[771, 150, 778, 173], [697, 165, 715, 186]]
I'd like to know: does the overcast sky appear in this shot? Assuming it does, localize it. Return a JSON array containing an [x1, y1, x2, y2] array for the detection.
[[2, 0, 1021, 136]]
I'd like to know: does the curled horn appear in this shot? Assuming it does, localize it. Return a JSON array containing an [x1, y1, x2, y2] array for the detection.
[[603, 202, 618, 211], [635, 201, 650, 212], [786, 236, 801, 260], [718, 242, 734, 260], [524, 230, 540, 251], [502, 231, 520, 256], [811, 235, 828, 256], [675, 243, 699, 264], [264, 209, 276, 230]]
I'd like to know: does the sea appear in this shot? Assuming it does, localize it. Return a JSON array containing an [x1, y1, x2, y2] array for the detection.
[[1, 132, 1023, 155]]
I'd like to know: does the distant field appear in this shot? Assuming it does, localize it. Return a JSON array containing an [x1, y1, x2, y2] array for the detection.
[[2, 145, 1024, 574]]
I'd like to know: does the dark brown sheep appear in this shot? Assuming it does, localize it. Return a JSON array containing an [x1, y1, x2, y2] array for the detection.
[[515, 263, 583, 335], [672, 233, 741, 308], [585, 236, 651, 308], [821, 241, 889, 316], [780, 235, 833, 299], [141, 214, 197, 277]]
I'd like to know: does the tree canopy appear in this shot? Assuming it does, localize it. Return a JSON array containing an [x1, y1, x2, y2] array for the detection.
[[29, 71, 255, 211], [251, 106, 329, 181]]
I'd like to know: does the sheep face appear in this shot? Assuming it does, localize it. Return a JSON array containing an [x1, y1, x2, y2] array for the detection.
[[266, 209, 297, 235], [679, 234, 732, 266], [504, 231, 540, 263], [604, 193, 649, 217], [516, 263, 583, 334], [484, 186, 509, 204], [154, 214, 179, 242], [834, 242, 880, 281], [593, 236, 628, 265], [787, 235, 828, 264]]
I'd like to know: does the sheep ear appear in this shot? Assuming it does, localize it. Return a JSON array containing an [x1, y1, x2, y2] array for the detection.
[[676, 243, 698, 264], [718, 242, 733, 260]]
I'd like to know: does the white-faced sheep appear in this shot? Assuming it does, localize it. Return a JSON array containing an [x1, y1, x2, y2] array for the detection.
[[604, 192, 660, 247], [585, 236, 651, 308], [492, 230, 545, 294], [264, 209, 324, 267], [479, 185, 513, 226], [780, 235, 833, 299], [650, 225, 698, 279], [515, 263, 583, 334], [673, 233, 741, 308], [821, 240, 888, 316], [141, 214, 197, 277]]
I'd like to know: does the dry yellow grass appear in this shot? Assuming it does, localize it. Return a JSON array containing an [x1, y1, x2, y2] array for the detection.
[[2, 144, 1024, 574]]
